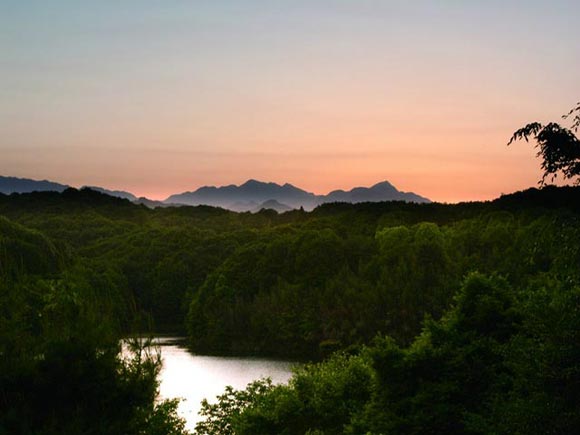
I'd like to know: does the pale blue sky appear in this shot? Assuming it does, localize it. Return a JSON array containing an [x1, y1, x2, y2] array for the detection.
[[1, 1, 579, 200]]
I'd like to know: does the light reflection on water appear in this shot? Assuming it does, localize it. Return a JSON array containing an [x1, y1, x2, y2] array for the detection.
[[153, 337, 294, 432]]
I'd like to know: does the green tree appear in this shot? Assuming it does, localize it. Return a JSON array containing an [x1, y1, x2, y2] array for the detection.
[[508, 101, 580, 185]]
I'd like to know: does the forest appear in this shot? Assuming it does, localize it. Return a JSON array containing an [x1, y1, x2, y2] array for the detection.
[[1, 185, 579, 434]]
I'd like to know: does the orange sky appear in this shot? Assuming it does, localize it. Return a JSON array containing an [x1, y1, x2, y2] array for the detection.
[[1, 1, 578, 202]]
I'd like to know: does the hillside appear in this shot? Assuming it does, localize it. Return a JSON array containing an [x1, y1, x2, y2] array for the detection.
[[1, 184, 579, 434]]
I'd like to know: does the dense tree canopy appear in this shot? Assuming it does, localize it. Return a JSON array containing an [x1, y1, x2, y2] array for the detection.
[[192, 274, 580, 434], [1, 185, 579, 433], [0, 198, 188, 434]]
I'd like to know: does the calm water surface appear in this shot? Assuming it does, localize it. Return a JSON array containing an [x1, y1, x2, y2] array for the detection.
[[154, 337, 294, 431]]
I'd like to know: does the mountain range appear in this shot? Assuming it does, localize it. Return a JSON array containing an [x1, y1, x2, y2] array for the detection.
[[0, 176, 430, 211], [0, 176, 139, 202], [0, 176, 68, 194], [165, 179, 430, 210]]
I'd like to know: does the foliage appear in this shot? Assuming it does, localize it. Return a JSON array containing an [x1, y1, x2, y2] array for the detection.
[[1, 186, 579, 359], [508, 102, 580, 185], [1, 185, 579, 433], [195, 379, 275, 435], [193, 273, 579, 434], [145, 399, 189, 435], [195, 353, 373, 435], [0, 218, 189, 434], [187, 208, 579, 357]]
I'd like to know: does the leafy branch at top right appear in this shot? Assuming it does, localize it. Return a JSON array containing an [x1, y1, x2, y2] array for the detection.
[[508, 101, 580, 185]]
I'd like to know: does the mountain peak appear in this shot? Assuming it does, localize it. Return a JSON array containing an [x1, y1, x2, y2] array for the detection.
[[239, 179, 284, 190], [371, 180, 396, 189], [165, 179, 429, 209]]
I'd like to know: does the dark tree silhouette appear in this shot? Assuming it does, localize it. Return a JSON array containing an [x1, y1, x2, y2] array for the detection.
[[508, 102, 580, 185]]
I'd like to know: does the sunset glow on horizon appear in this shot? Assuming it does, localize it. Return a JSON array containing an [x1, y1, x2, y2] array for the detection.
[[2, 1, 579, 203]]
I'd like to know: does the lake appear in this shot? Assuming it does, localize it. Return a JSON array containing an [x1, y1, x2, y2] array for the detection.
[[153, 337, 295, 431]]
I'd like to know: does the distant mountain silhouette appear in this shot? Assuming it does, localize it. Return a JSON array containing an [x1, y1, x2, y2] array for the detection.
[[0, 175, 139, 202], [0, 176, 68, 194], [325, 181, 429, 204], [1, 175, 430, 211], [165, 179, 319, 210], [165, 179, 430, 210]]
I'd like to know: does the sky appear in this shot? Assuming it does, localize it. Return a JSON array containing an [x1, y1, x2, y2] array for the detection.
[[1, 0, 579, 202]]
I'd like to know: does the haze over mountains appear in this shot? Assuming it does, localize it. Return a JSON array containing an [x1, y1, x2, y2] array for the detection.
[[0, 176, 430, 211], [166, 179, 430, 210]]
